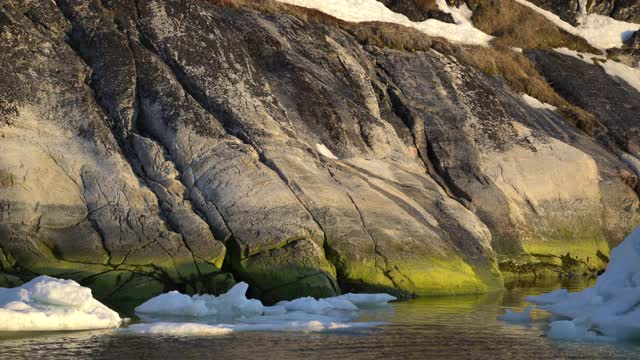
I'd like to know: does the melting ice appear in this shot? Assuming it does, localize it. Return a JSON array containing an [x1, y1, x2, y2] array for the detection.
[[0, 276, 122, 331], [525, 227, 640, 342], [121, 282, 395, 335]]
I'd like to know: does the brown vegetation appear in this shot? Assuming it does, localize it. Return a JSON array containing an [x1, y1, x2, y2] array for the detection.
[[207, 0, 597, 133], [453, 45, 597, 132], [414, 0, 438, 10], [467, 0, 600, 53], [208, 0, 440, 52]]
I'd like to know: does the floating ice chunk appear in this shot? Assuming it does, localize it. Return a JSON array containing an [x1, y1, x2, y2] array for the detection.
[[120, 320, 384, 335], [531, 226, 640, 342], [134, 291, 214, 317], [132, 281, 394, 335], [332, 293, 397, 307], [136, 282, 396, 321], [548, 320, 589, 340], [121, 322, 234, 335], [135, 282, 263, 322], [262, 305, 287, 316], [233, 320, 382, 332], [0, 276, 121, 331], [526, 289, 568, 305], [498, 306, 533, 323], [276, 296, 358, 314]]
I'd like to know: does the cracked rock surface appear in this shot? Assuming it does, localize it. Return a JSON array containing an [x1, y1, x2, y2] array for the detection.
[[1, 0, 639, 310]]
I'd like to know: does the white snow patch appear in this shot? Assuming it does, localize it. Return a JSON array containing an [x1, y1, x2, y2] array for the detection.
[[576, 14, 638, 49], [554, 48, 640, 94], [0, 276, 122, 331], [316, 143, 338, 160], [454, 3, 473, 22], [435, 0, 451, 13], [597, 56, 640, 93], [527, 226, 640, 342], [513, 0, 639, 49], [497, 305, 533, 323], [276, 0, 493, 46], [521, 94, 557, 111], [128, 281, 395, 335]]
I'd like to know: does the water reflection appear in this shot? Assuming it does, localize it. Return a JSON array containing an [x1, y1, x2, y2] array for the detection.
[[1, 277, 639, 360]]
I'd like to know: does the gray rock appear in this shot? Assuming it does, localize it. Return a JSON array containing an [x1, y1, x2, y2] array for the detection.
[[528, 0, 640, 25], [515, 0, 581, 25], [588, 0, 640, 24], [376, 0, 456, 23], [377, 47, 639, 276], [1, 0, 639, 308]]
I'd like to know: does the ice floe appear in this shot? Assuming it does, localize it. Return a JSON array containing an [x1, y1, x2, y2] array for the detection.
[[498, 306, 533, 323], [0, 276, 122, 331], [527, 227, 640, 342], [119, 320, 383, 335], [127, 281, 395, 335]]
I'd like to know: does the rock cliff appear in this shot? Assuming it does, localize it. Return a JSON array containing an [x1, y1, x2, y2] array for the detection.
[[1, 0, 638, 311]]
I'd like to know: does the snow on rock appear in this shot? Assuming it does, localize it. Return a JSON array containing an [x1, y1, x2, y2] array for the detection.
[[514, 0, 639, 49], [554, 48, 640, 94], [0, 276, 122, 331], [316, 143, 339, 160], [497, 305, 533, 323], [521, 94, 557, 111], [527, 227, 640, 342], [276, 0, 493, 46], [130, 281, 395, 335], [576, 14, 638, 49]]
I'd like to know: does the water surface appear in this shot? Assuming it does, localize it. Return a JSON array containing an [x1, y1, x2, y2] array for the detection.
[[2, 278, 640, 359]]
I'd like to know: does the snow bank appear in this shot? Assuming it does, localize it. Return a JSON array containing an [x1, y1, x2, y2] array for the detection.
[[130, 281, 395, 335], [554, 48, 640, 94], [521, 94, 557, 111], [0, 276, 122, 331], [527, 227, 640, 342], [276, 0, 493, 46], [497, 306, 533, 323], [514, 0, 639, 49], [576, 14, 638, 49]]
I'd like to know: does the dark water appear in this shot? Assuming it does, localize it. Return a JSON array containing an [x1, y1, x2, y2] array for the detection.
[[2, 278, 640, 360]]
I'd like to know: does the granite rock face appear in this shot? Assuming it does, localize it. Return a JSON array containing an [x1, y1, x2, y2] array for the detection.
[[1, 0, 639, 309]]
